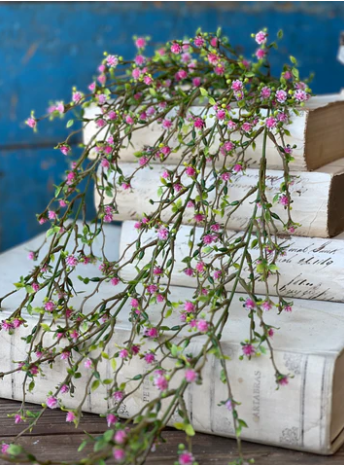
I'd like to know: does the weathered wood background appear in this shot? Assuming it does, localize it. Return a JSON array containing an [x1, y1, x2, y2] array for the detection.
[[1, 1, 344, 251]]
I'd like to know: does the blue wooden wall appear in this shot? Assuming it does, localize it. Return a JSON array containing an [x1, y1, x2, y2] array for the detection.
[[1, 1, 344, 251]]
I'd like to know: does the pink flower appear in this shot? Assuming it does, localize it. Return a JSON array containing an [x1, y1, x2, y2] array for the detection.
[[265, 116, 277, 129], [185, 166, 196, 177], [135, 37, 146, 48], [195, 261, 205, 273], [145, 327, 158, 338], [144, 352, 156, 364], [221, 172, 231, 182], [161, 146, 171, 156], [192, 77, 201, 87], [171, 43, 182, 54], [1, 444, 9, 455], [113, 448, 125, 461], [114, 430, 127, 444], [26, 117, 36, 128], [14, 414, 22, 424], [147, 284, 158, 294], [48, 210, 57, 220], [216, 109, 226, 120], [256, 48, 266, 60], [106, 55, 118, 68], [131, 298, 139, 308], [241, 122, 252, 133], [55, 102, 64, 114], [268, 328, 274, 337], [27, 251, 35, 260], [143, 75, 153, 85], [225, 399, 233, 411], [66, 255, 78, 267], [184, 301, 195, 313], [32, 282, 40, 292], [245, 298, 255, 310], [66, 411, 75, 422], [194, 36, 205, 47], [242, 344, 255, 356], [210, 37, 218, 47], [185, 368, 198, 383], [44, 301, 55, 312], [135, 54, 145, 66], [46, 396, 58, 409], [279, 194, 289, 206], [162, 119, 172, 129], [284, 70, 292, 80], [278, 375, 289, 386], [60, 384, 69, 394], [284, 305, 292, 312], [194, 213, 204, 223], [119, 349, 128, 359], [233, 164, 243, 173], [261, 301, 272, 312], [60, 145, 70, 156], [194, 117, 205, 129], [255, 31, 267, 45], [107, 413, 117, 427], [157, 227, 169, 241], [84, 358, 93, 369], [231, 80, 243, 92], [276, 89, 287, 103], [184, 268, 193, 276], [111, 277, 120, 286], [113, 391, 124, 402], [220, 141, 234, 155], [294, 89, 308, 102], [208, 53, 218, 65], [197, 319, 209, 333], [125, 115, 134, 125], [260, 86, 271, 99], [154, 374, 168, 391], [179, 451, 194, 465]]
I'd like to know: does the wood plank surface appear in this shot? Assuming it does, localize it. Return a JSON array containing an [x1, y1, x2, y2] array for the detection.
[[0, 398, 342, 465]]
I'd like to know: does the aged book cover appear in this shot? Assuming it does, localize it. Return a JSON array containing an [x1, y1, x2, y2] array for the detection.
[[0, 228, 344, 454], [94, 159, 344, 237], [84, 94, 344, 171], [119, 221, 344, 302]]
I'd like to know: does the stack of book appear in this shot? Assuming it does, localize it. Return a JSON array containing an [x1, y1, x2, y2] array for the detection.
[[1, 95, 344, 454]]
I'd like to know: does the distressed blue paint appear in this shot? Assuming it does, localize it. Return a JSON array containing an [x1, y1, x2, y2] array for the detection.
[[0, 148, 95, 251], [1, 2, 344, 250]]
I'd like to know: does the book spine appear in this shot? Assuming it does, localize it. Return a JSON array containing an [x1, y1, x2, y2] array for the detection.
[[0, 310, 334, 454], [84, 106, 308, 171], [119, 221, 344, 303], [94, 163, 332, 237]]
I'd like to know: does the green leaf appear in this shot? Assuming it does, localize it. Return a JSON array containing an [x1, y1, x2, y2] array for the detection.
[[200, 87, 208, 97], [91, 380, 100, 392], [66, 119, 74, 128], [185, 423, 195, 436]]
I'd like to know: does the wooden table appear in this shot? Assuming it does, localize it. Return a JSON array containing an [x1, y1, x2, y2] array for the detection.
[[0, 398, 342, 464]]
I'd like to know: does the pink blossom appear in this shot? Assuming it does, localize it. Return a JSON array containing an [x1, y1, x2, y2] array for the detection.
[[176, 69, 188, 80], [162, 119, 172, 129], [231, 80, 243, 92], [171, 43, 182, 54], [55, 102, 64, 114], [179, 451, 194, 465], [294, 89, 308, 102], [203, 234, 215, 245], [48, 210, 57, 220], [88, 82, 96, 91], [208, 53, 218, 65], [66, 255, 78, 267], [255, 31, 267, 45], [154, 374, 168, 391], [228, 120, 237, 130], [242, 122, 252, 133], [145, 327, 158, 338], [46, 396, 58, 409], [245, 298, 255, 310], [60, 351, 70, 361], [131, 298, 139, 308], [1, 444, 9, 455], [132, 345, 140, 355], [106, 55, 118, 68], [194, 36, 205, 47], [135, 54, 145, 66], [32, 282, 40, 292], [210, 37, 218, 47], [14, 414, 22, 424], [44, 301, 55, 312], [276, 89, 287, 103], [113, 448, 125, 461], [265, 116, 277, 129], [122, 183, 130, 190], [195, 261, 205, 273], [143, 75, 153, 85], [111, 277, 120, 286], [278, 376, 289, 386], [197, 319, 209, 333], [135, 37, 146, 48], [233, 164, 243, 173], [185, 166, 196, 177], [101, 158, 110, 169], [161, 146, 171, 156], [184, 301, 195, 313], [279, 194, 289, 206], [284, 305, 293, 312], [145, 352, 156, 364], [261, 301, 272, 312], [194, 117, 205, 129], [225, 399, 233, 411], [157, 227, 169, 241], [215, 63, 225, 75], [125, 115, 134, 125], [216, 109, 226, 120], [284, 70, 292, 80], [26, 117, 36, 128], [268, 328, 274, 337], [60, 145, 70, 156], [107, 413, 117, 427], [84, 358, 93, 369], [242, 344, 255, 356], [113, 391, 124, 402], [184, 268, 193, 276], [28, 251, 35, 260], [185, 368, 198, 383], [114, 430, 127, 444], [96, 118, 106, 128], [66, 411, 75, 422], [119, 349, 128, 359], [260, 86, 271, 99], [220, 141, 234, 155], [192, 77, 201, 87], [256, 48, 266, 60], [194, 213, 204, 223], [221, 172, 231, 181]]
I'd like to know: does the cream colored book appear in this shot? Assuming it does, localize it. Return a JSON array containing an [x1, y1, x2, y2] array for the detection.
[[119, 220, 344, 303], [0, 228, 344, 454], [94, 159, 344, 238], [84, 94, 344, 171]]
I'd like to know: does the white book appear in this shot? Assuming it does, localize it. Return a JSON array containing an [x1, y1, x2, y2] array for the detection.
[[119, 221, 344, 303], [83, 94, 344, 171], [0, 227, 344, 454], [94, 160, 344, 238]]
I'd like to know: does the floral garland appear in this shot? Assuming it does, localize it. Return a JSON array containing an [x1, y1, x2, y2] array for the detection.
[[0, 28, 310, 465]]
